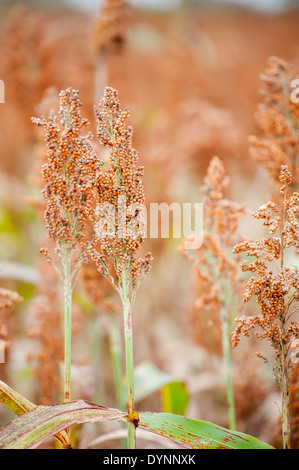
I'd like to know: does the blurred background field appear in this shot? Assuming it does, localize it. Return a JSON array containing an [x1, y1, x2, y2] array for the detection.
[[0, 0, 299, 448]]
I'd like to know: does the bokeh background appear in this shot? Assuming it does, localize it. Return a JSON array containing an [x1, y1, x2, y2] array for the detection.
[[0, 0, 299, 449]]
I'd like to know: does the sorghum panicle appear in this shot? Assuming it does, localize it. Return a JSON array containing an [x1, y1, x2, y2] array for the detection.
[[232, 165, 299, 373], [32, 88, 99, 266], [180, 156, 245, 352], [249, 56, 299, 187], [181, 157, 245, 315], [88, 87, 153, 292]]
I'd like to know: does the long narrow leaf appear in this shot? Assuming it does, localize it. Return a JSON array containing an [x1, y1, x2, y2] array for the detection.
[[0, 400, 126, 449], [0, 379, 35, 415], [137, 412, 274, 449], [0, 380, 70, 448]]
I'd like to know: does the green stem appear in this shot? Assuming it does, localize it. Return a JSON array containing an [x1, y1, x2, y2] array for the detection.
[[279, 206, 291, 449], [107, 313, 124, 408], [63, 250, 72, 403], [88, 315, 104, 404], [221, 306, 236, 431], [122, 294, 136, 449], [280, 308, 290, 449], [127, 419, 136, 449], [281, 353, 290, 449]]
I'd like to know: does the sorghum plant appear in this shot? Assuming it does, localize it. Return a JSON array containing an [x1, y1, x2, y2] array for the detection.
[[32, 88, 98, 405], [180, 156, 245, 430], [249, 56, 299, 189], [232, 165, 299, 449], [0, 85, 276, 450], [88, 87, 153, 448]]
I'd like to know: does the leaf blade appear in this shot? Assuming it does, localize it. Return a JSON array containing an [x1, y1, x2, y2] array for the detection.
[[137, 412, 274, 449], [0, 400, 126, 449], [0, 379, 35, 415], [0, 380, 71, 448]]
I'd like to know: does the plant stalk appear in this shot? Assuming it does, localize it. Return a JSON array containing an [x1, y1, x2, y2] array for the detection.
[[63, 250, 72, 403], [280, 315, 291, 449], [221, 306, 236, 431], [107, 313, 124, 408], [122, 294, 136, 449], [281, 360, 290, 449], [279, 207, 291, 449]]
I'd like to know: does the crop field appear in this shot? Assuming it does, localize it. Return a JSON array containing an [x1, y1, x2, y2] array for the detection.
[[0, 0, 299, 450]]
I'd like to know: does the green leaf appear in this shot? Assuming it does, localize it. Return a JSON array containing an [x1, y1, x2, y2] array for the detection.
[[0, 380, 273, 450], [134, 362, 174, 402], [0, 380, 71, 448], [0, 379, 36, 416], [125, 361, 189, 410], [0, 400, 126, 449], [137, 412, 274, 449], [161, 382, 189, 415]]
